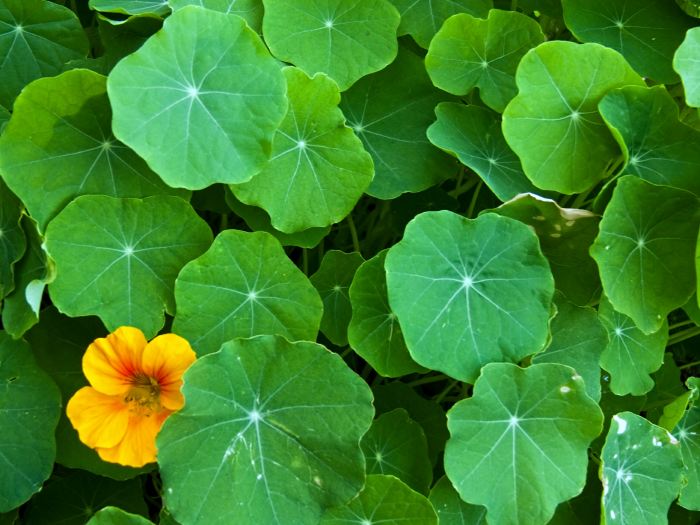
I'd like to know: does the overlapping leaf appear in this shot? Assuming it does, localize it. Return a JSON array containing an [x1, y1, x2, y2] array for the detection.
[[674, 27, 700, 108], [674, 403, 700, 510], [385, 211, 554, 382], [169, 0, 262, 32], [428, 476, 487, 525], [172, 230, 323, 355], [89, 0, 170, 16], [87, 508, 154, 525], [0, 179, 24, 299], [158, 336, 374, 525], [108, 6, 287, 189]]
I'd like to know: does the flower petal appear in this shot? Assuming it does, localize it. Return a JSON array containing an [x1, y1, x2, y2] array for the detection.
[[83, 326, 148, 395], [96, 410, 170, 467], [66, 387, 129, 449], [142, 333, 196, 410]]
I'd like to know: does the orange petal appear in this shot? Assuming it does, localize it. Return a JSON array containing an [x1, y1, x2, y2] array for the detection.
[[95, 410, 170, 467], [66, 387, 129, 449], [142, 333, 196, 410], [83, 326, 148, 395]]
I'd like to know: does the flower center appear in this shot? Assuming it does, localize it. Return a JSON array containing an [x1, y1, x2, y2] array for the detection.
[[124, 373, 161, 415]]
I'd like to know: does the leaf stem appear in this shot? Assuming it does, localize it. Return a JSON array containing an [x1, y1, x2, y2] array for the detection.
[[510, 0, 518, 11], [668, 326, 700, 346], [434, 380, 460, 404], [407, 374, 449, 387], [302, 248, 309, 275], [346, 214, 361, 255], [680, 360, 700, 370], [466, 181, 483, 218], [669, 319, 696, 331]]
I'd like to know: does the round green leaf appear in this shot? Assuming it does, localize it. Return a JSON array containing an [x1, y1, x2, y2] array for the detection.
[[674, 406, 700, 510], [340, 45, 457, 199], [428, 476, 487, 525], [0, 0, 88, 108], [0, 333, 61, 512], [599, 85, 700, 197], [533, 295, 607, 402], [427, 103, 541, 202], [562, 0, 694, 84], [491, 193, 601, 305], [674, 27, 700, 108], [389, 0, 491, 49], [309, 250, 364, 346], [262, 0, 400, 91], [385, 211, 554, 383], [361, 409, 432, 494], [158, 335, 374, 525], [169, 0, 262, 32], [0, 69, 186, 230], [425, 10, 544, 112], [601, 412, 683, 524], [90, 0, 170, 16], [502, 41, 644, 194], [445, 363, 604, 525], [231, 67, 373, 232], [598, 295, 668, 396], [172, 229, 323, 355], [348, 250, 424, 377], [0, 179, 25, 299], [108, 6, 287, 189], [590, 176, 700, 334], [87, 507, 154, 525], [45, 195, 213, 338], [320, 474, 438, 525]]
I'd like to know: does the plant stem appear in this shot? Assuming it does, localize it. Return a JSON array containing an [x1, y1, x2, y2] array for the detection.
[[346, 214, 361, 255], [680, 360, 700, 370], [407, 374, 449, 387], [510, 0, 518, 10], [669, 319, 695, 331], [434, 380, 460, 404], [302, 248, 309, 275], [466, 181, 483, 218], [668, 326, 700, 346]]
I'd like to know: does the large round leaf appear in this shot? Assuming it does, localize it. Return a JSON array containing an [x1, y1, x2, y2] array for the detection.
[[444, 363, 604, 525], [0, 69, 186, 230], [108, 6, 287, 189], [425, 10, 544, 113], [385, 211, 554, 383], [0, 333, 61, 512], [0, 179, 25, 299], [262, 0, 400, 91], [428, 476, 486, 525], [601, 412, 683, 524], [562, 0, 694, 84], [590, 176, 700, 334], [0, 0, 88, 108], [599, 85, 700, 197], [340, 45, 457, 199], [427, 103, 541, 202], [172, 229, 323, 355], [321, 474, 438, 524], [169, 0, 262, 32], [44, 195, 213, 338], [502, 41, 644, 194], [674, 27, 700, 108], [230, 67, 373, 232], [674, 405, 700, 510], [157, 335, 374, 525]]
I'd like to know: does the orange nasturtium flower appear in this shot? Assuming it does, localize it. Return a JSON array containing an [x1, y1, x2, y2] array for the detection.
[[67, 327, 196, 467]]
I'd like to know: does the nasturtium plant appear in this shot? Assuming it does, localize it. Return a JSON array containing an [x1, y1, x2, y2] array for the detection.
[[3, 0, 700, 522]]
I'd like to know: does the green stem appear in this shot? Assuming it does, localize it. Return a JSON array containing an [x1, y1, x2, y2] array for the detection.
[[339, 346, 353, 358], [680, 359, 700, 370], [407, 374, 449, 387], [571, 188, 593, 209], [669, 319, 696, 331], [434, 380, 460, 404], [449, 172, 479, 198], [510, 0, 518, 10], [302, 248, 309, 275], [346, 214, 361, 255], [466, 181, 483, 218], [668, 326, 700, 346]]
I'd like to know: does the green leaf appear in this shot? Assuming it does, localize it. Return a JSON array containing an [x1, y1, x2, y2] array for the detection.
[[590, 176, 700, 334], [44, 195, 212, 338], [601, 412, 683, 524], [348, 250, 424, 377], [0, 104, 9, 133], [598, 296, 668, 396], [676, 0, 700, 18], [645, 355, 690, 430], [533, 294, 607, 401], [491, 193, 601, 305], [428, 476, 487, 525], [89, 0, 170, 16], [426, 10, 544, 112], [427, 103, 542, 202], [445, 363, 604, 525], [86, 507, 154, 525], [309, 250, 364, 346], [361, 409, 432, 494], [0, 0, 88, 108], [0, 179, 25, 299], [518, 0, 562, 15], [502, 41, 644, 194], [548, 462, 603, 525], [674, 27, 700, 108], [23, 469, 148, 525], [562, 0, 694, 84], [389, 0, 491, 49], [97, 14, 163, 71], [225, 190, 330, 248], [320, 474, 438, 524], [674, 405, 700, 510], [231, 67, 373, 232], [157, 335, 374, 525], [599, 85, 700, 197], [107, 6, 287, 189], [172, 230, 323, 355], [385, 211, 554, 383], [340, 45, 457, 200], [0, 69, 186, 231], [169, 0, 262, 32], [0, 333, 61, 512], [28, 307, 152, 480], [262, 0, 400, 91]]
